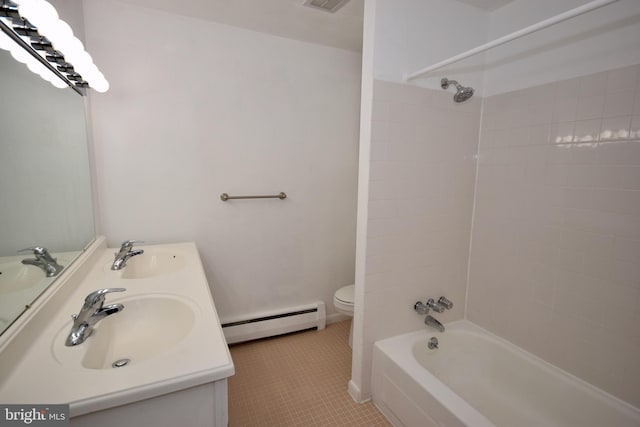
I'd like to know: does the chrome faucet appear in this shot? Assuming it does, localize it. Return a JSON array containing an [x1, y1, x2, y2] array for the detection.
[[424, 315, 445, 332], [437, 296, 454, 310], [414, 296, 453, 333], [426, 298, 446, 313], [414, 301, 430, 315], [111, 240, 144, 270], [19, 247, 64, 277], [65, 288, 126, 346]]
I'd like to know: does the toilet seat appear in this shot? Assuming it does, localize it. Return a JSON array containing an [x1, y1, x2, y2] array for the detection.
[[333, 284, 354, 314], [333, 284, 355, 348]]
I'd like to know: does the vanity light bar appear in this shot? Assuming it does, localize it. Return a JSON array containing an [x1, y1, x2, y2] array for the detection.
[[0, 0, 109, 93], [0, 17, 71, 90]]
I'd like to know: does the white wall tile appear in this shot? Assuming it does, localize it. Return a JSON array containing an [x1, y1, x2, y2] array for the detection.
[[613, 237, 640, 263], [598, 140, 640, 165], [469, 65, 640, 407], [550, 122, 575, 143], [360, 79, 480, 399], [573, 120, 602, 142], [552, 96, 578, 123], [578, 71, 608, 98], [575, 94, 605, 121], [630, 115, 640, 139], [634, 92, 640, 115], [600, 116, 632, 141], [603, 90, 636, 118]]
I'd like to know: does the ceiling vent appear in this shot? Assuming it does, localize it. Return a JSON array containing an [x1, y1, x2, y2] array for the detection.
[[303, 0, 351, 13]]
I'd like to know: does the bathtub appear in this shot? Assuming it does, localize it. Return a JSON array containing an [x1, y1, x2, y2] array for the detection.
[[372, 320, 640, 427]]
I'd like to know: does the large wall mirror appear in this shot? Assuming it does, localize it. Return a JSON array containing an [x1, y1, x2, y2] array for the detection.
[[0, 41, 95, 335]]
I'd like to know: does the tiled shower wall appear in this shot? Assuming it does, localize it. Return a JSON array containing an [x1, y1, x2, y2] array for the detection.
[[467, 64, 640, 406], [359, 80, 480, 394]]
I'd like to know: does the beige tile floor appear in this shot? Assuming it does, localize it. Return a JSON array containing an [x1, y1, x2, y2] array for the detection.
[[228, 320, 391, 427]]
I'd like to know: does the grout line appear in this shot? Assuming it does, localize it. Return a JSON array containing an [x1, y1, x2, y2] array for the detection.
[[463, 94, 485, 321]]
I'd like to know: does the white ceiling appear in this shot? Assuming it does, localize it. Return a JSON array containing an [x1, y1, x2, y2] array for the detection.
[[456, 0, 515, 11], [114, 0, 515, 53], [116, 0, 365, 52]]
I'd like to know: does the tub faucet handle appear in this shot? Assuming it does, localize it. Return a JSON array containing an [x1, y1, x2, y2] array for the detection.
[[414, 301, 429, 315], [426, 298, 445, 313], [437, 296, 453, 310]]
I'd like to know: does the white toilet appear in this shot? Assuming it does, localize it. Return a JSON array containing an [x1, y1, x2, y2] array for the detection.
[[333, 284, 355, 348]]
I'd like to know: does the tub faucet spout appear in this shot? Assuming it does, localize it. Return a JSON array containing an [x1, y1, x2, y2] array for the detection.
[[424, 315, 444, 332]]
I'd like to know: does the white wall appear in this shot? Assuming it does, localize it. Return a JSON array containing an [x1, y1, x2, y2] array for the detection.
[[484, 0, 640, 95], [82, 0, 361, 322], [49, 0, 85, 42], [372, 0, 489, 94]]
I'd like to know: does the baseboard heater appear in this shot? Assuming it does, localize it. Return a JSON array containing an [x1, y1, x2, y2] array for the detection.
[[222, 301, 326, 344]]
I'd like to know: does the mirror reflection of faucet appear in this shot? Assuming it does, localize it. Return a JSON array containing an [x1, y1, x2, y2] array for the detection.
[[111, 240, 144, 270], [18, 246, 64, 277], [65, 288, 126, 346]]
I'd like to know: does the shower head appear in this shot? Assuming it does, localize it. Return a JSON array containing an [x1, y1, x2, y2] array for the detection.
[[441, 78, 474, 103]]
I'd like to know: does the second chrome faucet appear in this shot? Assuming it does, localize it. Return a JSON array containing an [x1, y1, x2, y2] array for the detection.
[[111, 240, 144, 270]]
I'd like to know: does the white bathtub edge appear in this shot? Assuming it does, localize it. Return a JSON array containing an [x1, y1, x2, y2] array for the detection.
[[372, 319, 640, 426], [373, 326, 495, 427], [458, 320, 640, 417]]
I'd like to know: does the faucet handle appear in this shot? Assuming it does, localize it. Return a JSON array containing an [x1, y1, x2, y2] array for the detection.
[[414, 301, 429, 315], [83, 288, 126, 310], [17, 246, 48, 255], [426, 298, 446, 313], [120, 240, 144, 249], [437, 296, 454, 310]]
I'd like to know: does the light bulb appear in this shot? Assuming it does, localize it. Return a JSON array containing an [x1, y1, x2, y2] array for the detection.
[[18, 0, 58, 31], [9, 43, 31, 64], [48, 75, 68, 88], [25, 55, 45, 74], [91, 75, 109, 93], [46, 19, 73, 49], [72, 51, 93, 75], [0, 31, 13, 51], [11, 0, 109, 92], [58, 36, 83, 64]]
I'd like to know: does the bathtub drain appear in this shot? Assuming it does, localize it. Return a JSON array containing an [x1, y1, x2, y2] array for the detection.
[[112, 358, 130, 368]]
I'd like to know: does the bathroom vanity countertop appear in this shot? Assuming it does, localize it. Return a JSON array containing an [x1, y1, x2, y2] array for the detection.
[[0, 238, 234, 417]]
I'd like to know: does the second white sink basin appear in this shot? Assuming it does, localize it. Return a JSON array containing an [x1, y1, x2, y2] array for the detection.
[[117, 250, 187, 279]]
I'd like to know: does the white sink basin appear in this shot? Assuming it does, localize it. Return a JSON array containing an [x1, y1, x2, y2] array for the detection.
[[0, 261, 44, 294], [113, 250, 187, 279], [53, 295, 197, 370]]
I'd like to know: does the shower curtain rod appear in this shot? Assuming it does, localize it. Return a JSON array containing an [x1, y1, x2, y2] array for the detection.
[[404, 0, 620, 81]]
